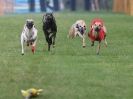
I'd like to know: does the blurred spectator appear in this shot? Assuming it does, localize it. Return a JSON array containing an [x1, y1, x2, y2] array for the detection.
[[40, 0, 46, 12], [84, 0, 91, 11], [99, 0, 109, 10], [59, 0, 64, 10], [46, 0, 54, 12], [28, 0, 35, 12], [70, 0, 76, 11], [65, 0, 70, 9], [53, 0, 59, 11], [26, 0, 113, 13], [91, 0, 99, 11]]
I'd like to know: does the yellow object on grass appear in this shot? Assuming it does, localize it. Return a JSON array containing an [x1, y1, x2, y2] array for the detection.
[[21, 88, 43, 99]]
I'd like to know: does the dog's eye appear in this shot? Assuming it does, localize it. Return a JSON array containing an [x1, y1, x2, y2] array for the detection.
[[84, 26, 86, 30]]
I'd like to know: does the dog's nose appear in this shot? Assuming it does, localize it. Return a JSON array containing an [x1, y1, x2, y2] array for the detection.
[[95, 26, 100, 32], [80, 27, 84, 35]]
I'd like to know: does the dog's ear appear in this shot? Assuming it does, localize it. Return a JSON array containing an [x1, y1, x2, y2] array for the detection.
[[26, 19, 29, 23], [42, 14, 46, 22], [91, 25, 94, 29], [31, 21, 34, 24], [100, 24, 103, 28], [50, 13, 54, 18], [43, 13, 47, 18], [43, 14, 45, 19], [51, 12, 53, 15]]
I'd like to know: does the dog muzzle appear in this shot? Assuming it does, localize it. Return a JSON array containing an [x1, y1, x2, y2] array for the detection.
[[27, 23, 34, 29], [95, 27, 100, 32], [79, 27, 85, 35]]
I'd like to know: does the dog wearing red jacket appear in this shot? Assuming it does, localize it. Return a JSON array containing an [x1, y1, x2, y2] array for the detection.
[[88, 18, 107, 55]]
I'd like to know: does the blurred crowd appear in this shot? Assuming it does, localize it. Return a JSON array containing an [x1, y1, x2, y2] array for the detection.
[[0, 0, 113, 15], [90, 0, 111, 11], [28, 0, 112, 12], [1, 0, 132, 16], [66, 0, 112, 11]]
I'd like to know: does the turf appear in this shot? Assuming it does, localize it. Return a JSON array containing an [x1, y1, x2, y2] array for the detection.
[[0, 12, 133, 99]]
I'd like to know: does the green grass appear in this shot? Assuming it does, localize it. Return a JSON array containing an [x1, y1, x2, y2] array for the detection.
[[0, 12, 133, 99]]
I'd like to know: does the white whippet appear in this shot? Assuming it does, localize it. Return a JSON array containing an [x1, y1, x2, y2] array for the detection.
[[68, 20, 86, 47]]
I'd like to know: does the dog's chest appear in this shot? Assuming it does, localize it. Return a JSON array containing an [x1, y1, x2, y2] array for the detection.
[[47, 28, 52, 33], [44, 21, 56, 33], [25, 29, 34, 38], [93, 31, 99, 38]]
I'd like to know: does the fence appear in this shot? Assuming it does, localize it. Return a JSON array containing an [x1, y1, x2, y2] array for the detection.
[[113, 0, 133, 15]]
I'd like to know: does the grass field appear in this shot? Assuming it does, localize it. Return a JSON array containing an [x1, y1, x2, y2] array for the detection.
[[0, 12, 133, 99]]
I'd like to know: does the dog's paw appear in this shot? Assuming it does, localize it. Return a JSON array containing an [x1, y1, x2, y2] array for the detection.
[[82, 45, 86, 48], [32, 46, 35, 54], [27, 43, 29, 46], [30, 42, 33, 45], [91, 43, 94, 46], [53, 45, 55, 48], [96, 52, 99, 55]]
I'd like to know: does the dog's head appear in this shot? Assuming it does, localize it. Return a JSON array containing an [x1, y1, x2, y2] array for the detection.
[[43, 13, 55, 23], [91, 18, 104, 32], [26, 19, 34, 29], [92, 22, 103, 32], [76, 21, 86, 35]]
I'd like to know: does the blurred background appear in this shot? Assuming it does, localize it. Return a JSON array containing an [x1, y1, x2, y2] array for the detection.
[[0, 0, 133, 15]]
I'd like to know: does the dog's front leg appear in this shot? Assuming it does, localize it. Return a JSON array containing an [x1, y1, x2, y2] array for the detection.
[[31, 39, 37, 54], [104, 38, 107, 47], [91, 41, 94, 46], [52, 33, 56, 48], [44, 32, 51, 51], [48, 36, 52, 51], [82, 34, 86, 48], [96, 41, 101, 55], [31, 29, 37, 53], [21, 35, 24, 55], [77, 32, 86, 47]]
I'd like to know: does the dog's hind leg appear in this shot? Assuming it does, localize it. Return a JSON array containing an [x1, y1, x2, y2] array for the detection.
[[96, 41, 101, 55]]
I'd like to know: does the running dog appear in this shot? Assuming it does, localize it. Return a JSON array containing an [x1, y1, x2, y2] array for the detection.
[[20, 19, 37, 55], [42, 13, 57, 51], [88, 18, 107, 55], [68, 20, 86, 47]]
